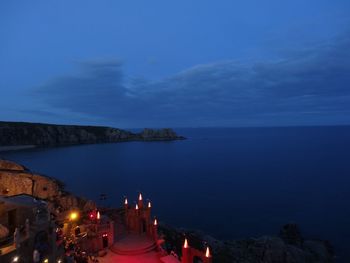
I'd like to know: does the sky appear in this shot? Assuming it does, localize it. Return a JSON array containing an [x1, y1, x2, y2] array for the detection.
[[1, 0, 350, 128]]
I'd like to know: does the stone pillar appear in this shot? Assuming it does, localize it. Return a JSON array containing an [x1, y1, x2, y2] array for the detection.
[[138, 193, 143, 210], [181, 239, 190, 263], [153, 218, 158, 241]]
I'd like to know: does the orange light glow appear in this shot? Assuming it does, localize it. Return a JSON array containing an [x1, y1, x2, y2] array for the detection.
[[154, 218, 158, 226], [205, 246, 210, 258], [124, 198, 128, 205], [148, 201, 151, 208], [135, 204, 139, 210], [138, 193, 143, 201], [69, 212, 79, 221], [97, 211, 101, 220], [184, 238, 188, 248]]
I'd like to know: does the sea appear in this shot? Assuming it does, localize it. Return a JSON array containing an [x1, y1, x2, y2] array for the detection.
[[2, 126, 350, 262]]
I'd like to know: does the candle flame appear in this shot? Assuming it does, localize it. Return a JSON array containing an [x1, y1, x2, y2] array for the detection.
[[205, 246, 210, 258], [154, 218, 158, 226], [184, 238, 188, 248], [135, 204, 139, 210], [148, 201, 151, 208], [124, 198, 128, 205], [97, 211, 101, 220], [138, 193, 143, 201]]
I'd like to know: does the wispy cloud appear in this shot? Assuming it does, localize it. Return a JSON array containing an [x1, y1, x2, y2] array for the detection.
[[32, 33, 350, 127]]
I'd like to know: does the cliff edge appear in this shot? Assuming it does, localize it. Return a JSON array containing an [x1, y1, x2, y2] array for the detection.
[[0, 121, 185, 149]]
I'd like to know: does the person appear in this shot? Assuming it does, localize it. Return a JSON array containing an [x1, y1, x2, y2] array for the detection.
[[33, 249, 40, 263], [13, 228, 20, 248]]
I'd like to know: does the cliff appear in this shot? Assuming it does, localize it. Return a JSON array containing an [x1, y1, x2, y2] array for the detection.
[[160, 224, 335, 263], [0, 159, 95, 213], [0, 121, 185, 149]]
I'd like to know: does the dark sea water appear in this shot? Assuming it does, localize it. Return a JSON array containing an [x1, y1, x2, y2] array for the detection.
[[2, 126, 350, 262]]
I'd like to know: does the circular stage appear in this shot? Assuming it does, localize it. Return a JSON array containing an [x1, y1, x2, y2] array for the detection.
[[110, 234, 157, 255]]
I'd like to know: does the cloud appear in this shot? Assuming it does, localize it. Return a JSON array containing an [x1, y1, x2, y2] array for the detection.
[[32, 33, 350, 127]]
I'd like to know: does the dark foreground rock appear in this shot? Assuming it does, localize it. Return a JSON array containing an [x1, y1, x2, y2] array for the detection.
[[0, 121, 185, 149], [159, 223, 335, 263]]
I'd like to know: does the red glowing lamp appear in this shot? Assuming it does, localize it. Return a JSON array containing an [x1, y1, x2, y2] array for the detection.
[[183, 238, 188, 248], [205, 246, 211, 258]]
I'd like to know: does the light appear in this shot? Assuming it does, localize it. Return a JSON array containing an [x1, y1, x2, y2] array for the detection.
[[97, 211, 101, 220], [57, 260, 62, 263], [44, 259, 49, 263], [135, 204, 139, 210], [89, 212, 94, 219], [69, 211, 79, 221], [102, 233, 108, 237], [12, 256, 19, 262], [153, 218, 158, 226], [138, 193, 143, 201], [183, 238, 188, 248], [205, 246, 210, 258], [148, 201, 151, 208], [124, 198, 128, 205]]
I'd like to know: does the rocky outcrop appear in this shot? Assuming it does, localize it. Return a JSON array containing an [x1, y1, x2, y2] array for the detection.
[[159, 224, 335, 263], [139, 128, 184, 141], [0, 159, 94, 213], [0, 121, 185, 149]]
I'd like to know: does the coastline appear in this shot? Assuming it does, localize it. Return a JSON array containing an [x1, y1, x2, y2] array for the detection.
[[0, 145, 36, 152]]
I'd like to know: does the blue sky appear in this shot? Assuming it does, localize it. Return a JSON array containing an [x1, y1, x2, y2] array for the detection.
[[1, 0, 350, 128]]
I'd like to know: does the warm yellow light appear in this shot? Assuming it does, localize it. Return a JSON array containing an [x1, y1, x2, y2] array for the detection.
[[12, 256, 19, 262], [124, 198, 128, 205], [138, 193, 143, 201], [44, 259, 49, 263], [69, 212, 79, 221], [148, 201, 151, 208], [97, 211, 101, 220], [153, 218, 158, 226], [183, 238, 188, 248], [205, 246, 210, 258], [135, 204, 139, 210]]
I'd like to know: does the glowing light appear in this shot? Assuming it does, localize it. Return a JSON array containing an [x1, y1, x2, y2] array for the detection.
[[102, 233, 108, 237], [124, 198, 128, 205], [57, 260, 62, 263], [205, 246, 210, 258], [44, 259, 49, 263], [183, 238, 188, 248], [148, 201, 151, 208], [69, 212, 79, 221], [154, 218, 158, 226], [138, 193, 143, 201], [97, 211, 101, 220], [12, 256, 19, 262], [135, 204, 139, 210], [89, 212, 94, 219]]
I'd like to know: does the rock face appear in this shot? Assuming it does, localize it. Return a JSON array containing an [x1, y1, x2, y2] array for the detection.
[[0, 159, 94, 212], [159, 224, 335, 263], [0, 121, 185, 148]]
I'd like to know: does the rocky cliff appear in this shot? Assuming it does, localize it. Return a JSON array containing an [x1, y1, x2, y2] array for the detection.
[[160, 223, 335, 263], [0, 121, 185, 148], [0, 159, 95, 212]]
